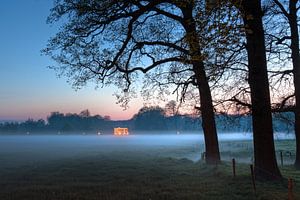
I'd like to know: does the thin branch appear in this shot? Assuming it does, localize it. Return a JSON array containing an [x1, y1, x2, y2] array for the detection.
[[118, 57, 185, 73], [272, 93, 295, 112], [273, 0, 290, 19], [135, 40, 189, 54]]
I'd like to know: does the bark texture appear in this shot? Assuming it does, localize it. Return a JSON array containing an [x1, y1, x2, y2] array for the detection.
[[241, 0, 282, 179]]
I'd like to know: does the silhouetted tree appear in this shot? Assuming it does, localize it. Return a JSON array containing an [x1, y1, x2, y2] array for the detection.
[[206, 0, 282, 179], [43, 0, 221, 163], [0, 122, 19, 132], [165, 100, 177, 116], [80, 109, 91, 118], [133, 106, 166, 130], [238, 0, 282, 179], [265, 0, 300, 169], [55, 111, 111, 131], [47, 112, 65, 130]]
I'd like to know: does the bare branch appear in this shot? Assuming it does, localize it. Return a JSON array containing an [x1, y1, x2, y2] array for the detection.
[[273, 0, 290, 18]]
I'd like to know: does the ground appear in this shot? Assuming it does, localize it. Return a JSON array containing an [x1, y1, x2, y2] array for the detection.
[[0, 136, 299, 200]]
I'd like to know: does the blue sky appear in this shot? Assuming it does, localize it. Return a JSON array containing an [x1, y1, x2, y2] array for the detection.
[[0, 0, 143, 121]]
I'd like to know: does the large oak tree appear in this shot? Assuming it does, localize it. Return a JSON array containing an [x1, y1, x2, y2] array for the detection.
[[266, 0, 300, 169], [237, 0, 282, 179], [209, 0, 282, 179], [44, 0, 222, 163]]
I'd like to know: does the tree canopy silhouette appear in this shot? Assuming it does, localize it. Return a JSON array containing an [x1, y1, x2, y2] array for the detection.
[[133, 106, 166, 130], [43, 0, 235, 164]]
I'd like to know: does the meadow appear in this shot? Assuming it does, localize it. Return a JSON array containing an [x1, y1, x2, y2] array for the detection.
[[0, 133, 299, 200]]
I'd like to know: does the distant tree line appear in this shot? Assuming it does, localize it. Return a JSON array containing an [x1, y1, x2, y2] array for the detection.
[[0, 106, 293, 134]]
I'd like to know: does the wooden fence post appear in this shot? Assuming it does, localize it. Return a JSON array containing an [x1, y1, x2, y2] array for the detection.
[[288, 178, 294, 200], [250, 164, 256, 192], [280, 151, 283, 167], [232, 158, 236, 178]]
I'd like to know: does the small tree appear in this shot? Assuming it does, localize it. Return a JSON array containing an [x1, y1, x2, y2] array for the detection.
[[79, 109, 91, 118], [165, 100, 177, 117]]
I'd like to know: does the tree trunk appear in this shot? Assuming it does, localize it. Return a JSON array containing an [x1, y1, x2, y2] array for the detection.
[[181, 5, 221, 164], [195, 62, 221, 164], [241, 0, 282, 180], [289, 0, 300, 169]]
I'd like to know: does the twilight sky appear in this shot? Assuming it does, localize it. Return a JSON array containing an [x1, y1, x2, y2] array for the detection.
[[0, 0, 145, 121]]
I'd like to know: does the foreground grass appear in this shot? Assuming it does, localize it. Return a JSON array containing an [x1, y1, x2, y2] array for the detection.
[[0, 151, 299, 200]]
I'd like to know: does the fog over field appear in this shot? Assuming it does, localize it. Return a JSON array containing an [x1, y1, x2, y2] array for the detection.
[[0, 132, 295, 171]]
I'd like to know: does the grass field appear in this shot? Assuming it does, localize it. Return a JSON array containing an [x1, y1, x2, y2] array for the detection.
[[0, 136, 299, 200]]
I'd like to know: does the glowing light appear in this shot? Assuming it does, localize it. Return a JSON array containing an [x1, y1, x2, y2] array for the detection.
[[114, 127, 129, 136]]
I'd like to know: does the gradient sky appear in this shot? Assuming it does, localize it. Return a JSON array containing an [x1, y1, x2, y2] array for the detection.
[[0, 0, 145, 121]]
